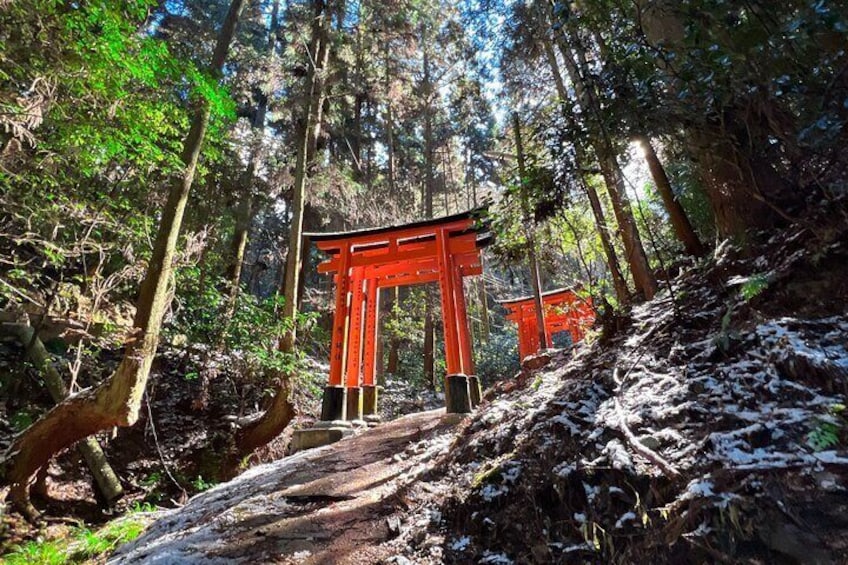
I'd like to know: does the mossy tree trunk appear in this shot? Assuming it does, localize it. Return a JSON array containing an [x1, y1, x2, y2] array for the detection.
[[1, 0, 246, 520], [1, 319, 123, 506]]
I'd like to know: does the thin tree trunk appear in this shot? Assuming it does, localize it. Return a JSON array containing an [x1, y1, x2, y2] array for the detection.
[[222, 0, 280, 327], [596, 150, 657, 300], [277, 0, 331, 353], [637, 135, 705, 257], [555, 34, 657, 299], [386, 286, 400, 375], [386, 99, 395, 195], [583, 178, 630, 302], [1, 320, 123, 506], [296, 204, 317, 311], [421, 28, 436, 387], [423, 307, 435, 389], [512, 112, 548, 351], [476, 276, 490, 343], [375, 288, 385, 381], [540, 37, 630, 303], [1, 0, 246, 520], [238, 0, 332, 455]]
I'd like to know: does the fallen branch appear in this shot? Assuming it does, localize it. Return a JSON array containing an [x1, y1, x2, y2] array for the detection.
[[612, 368, 681, 479]]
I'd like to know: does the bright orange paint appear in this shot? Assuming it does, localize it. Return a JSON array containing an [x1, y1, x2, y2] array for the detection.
[[502, 288, 595, 360], [308, 212, 486, 393]]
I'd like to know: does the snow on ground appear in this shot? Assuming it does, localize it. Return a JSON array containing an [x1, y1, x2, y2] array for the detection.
[[397, 228, 848, 562], [109, 222, 848, 563]]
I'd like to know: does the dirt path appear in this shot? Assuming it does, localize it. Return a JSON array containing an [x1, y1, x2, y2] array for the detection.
[[109, 409, 461, 564]]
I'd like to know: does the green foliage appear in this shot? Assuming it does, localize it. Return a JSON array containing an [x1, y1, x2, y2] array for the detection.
[[168, 268, 319, 380], [129, 501, 157, 513], [191, 475, 216, 492], [10, 409, 35, 432], [807, 421, 841, 451], [475, 331, 520, 387], [740, 274, 770, 301], [3, 507, 149, 564], [71, 514, 147, 559], [383, 289, 428, 344], [2, 540, 66, 565], [806, 404, 846, 451]]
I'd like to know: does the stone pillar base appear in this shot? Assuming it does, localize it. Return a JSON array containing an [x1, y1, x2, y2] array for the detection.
[[320, 386, 347, 421], [345, 386, 363, 421], [468, 375, 482, 407], [362, 385, 379, 416], [445, 374, 472, 414]]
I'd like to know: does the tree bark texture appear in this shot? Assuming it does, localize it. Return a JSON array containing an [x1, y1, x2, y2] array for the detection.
[[277, 0, 331, 355], [554, 33, 657, 299], [386, 287, 400, 376], [222, 0, 280, 328], [636, 0, 785, 240], [476, 276, 490, 343], [540, 36, 631, 304], [512, 112, 549, 351], [637, 135, 706, 256]]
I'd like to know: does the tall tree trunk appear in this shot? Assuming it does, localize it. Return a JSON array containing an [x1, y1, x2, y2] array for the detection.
[[637, 135, 706, 257], [540, 37, 630, 304], [582, 177, 630, 302], [421, 28, 436, 388], [386, 286, 400, 376], [383, 43, 396, 196], [476, 275, 490, 343], [636, 0, 783, 240], [596, 150, 657, 300], [512, 112, 548, 351], [278, 0, 331, 352], [296, 203, 318, 311], [688, 124, 781, 239], [1, 0, 246, 520], [222, 0, 280, 328], [555, 34, 657, 299], [238, 0, 332, 455], [350, 6, 364, 180], [423, 307, 435, 389]]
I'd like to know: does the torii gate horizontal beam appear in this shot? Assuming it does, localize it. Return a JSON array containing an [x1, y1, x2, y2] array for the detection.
[[316, 232, 479, 273]]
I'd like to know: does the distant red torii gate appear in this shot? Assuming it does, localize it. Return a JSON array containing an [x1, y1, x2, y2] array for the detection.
[[307, 211, 490, 421], [501, 287, 595, 361]]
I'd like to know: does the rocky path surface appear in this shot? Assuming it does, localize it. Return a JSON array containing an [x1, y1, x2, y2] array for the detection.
[[110, 409, 460, 564]]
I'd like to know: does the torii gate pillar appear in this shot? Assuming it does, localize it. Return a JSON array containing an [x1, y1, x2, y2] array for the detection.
[[308, 211, 489, 421]]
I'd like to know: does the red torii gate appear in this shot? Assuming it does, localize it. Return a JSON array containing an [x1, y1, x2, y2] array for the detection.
[[306, 211, 490, 421], [501, 287, 595, 361]]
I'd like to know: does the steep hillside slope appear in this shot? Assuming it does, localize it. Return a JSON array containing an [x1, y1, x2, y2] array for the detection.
[[112, 213, 848, 564]]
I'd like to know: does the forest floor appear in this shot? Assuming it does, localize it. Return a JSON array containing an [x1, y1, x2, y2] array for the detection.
[[4, 207, 848, 564], [107, 207, 848, 564]]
